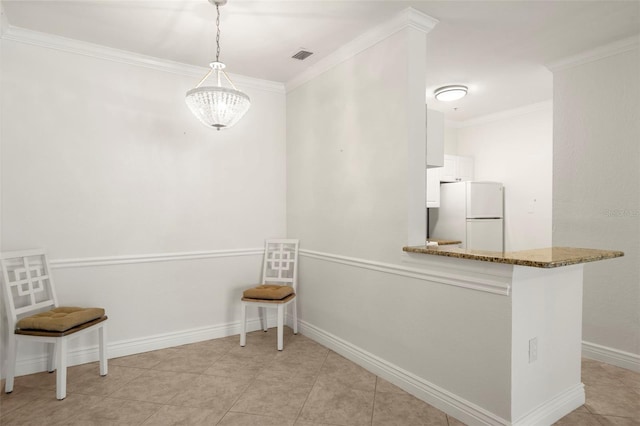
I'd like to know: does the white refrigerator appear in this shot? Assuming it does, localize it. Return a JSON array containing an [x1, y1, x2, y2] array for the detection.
[[429, 181, 504, 251]]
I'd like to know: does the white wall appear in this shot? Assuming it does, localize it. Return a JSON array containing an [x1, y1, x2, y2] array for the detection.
[[0, 5, 5, 268], [454, 103, 553, 251], [287, 25, 515, 421], [0, 36, 287, 373], [552, 46, 640, 360], [443, 124, 459, 154], [298, 255, 513, 421], [510, 265, 584, 422], [287, 28, 425, 262]]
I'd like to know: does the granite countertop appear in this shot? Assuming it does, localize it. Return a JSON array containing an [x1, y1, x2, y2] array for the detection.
[[402, 246, 624, 268], [426, 239, 462, 245]]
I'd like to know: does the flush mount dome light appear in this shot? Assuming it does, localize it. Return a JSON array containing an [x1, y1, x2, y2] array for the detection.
[[434, 85, 468, 102]]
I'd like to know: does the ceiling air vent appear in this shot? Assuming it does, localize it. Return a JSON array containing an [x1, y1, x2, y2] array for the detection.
[[291, 50, 313, 61]]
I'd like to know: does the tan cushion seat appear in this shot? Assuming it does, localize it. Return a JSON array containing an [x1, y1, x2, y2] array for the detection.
[[243, 284, 294, 300], [16, 307, 105, 332]]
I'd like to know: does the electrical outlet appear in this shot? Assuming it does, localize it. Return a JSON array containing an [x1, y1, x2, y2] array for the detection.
[[529, 337, 538, 363]]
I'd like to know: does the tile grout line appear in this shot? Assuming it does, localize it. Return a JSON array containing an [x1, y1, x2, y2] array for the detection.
[[5, 339, 639, 425], [371, 376, 378, 426], [292, 345, 331, 425], [213, 343, 269, 426], [111, 338, 237, 424]]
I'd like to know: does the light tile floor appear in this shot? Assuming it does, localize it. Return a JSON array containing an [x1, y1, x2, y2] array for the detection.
[[1, 328, 639, 425]]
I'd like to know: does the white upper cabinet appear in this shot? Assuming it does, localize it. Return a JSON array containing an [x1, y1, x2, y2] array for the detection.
[[426, 167, 441, 208], [428, 155, 475, 208], [426, 108, 444, 168], [457, 156, 474, 182], [440, 154, 474, 182], [440, 155, 457, 182]]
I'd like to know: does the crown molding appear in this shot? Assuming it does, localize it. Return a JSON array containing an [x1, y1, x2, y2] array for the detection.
[[285, 7, 438, 93], [448, 100, 553, 129], [401, 7, 440, 34], [546, 35, 640, 72], [0, 25, 285, 94]]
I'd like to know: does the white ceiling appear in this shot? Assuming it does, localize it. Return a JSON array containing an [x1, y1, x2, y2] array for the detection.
[[2, 0, 639, 122]]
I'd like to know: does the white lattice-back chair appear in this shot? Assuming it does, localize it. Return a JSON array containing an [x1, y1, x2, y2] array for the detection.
[[240, 239, 299, 350], [1, 249, 108, 400]]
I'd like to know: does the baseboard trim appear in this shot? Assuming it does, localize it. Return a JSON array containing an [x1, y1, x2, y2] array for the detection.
[[298, 319, 509, 426], [512, 384, 584, 426], [10, 315, 276, 378], [582, 341, 640, 373]]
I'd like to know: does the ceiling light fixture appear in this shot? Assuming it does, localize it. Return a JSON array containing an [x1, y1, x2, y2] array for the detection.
[[185, 0, 250, 130], [434, 85, 468, 102]]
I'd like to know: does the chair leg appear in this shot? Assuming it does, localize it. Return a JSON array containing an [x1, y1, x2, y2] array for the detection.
[[55, 338, 68, 400], [240, 302, 247, 347], [4, 335, 17, 394], [47, 342, 56, 373], [277, 305, 284, 351], [260, 307, 268, 332], [292, 300, 298, 335], [99, 324, 108, 376]]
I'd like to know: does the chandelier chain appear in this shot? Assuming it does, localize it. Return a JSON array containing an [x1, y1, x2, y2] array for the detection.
[[215, 4, 221, 62]]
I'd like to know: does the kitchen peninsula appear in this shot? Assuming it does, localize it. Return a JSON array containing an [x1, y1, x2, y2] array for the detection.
[[404, 245, 622, 268], [401, 244, 623, 425]]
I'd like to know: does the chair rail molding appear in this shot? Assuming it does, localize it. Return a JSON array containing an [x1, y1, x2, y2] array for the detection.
[[50, 248, 264, 269], [299, 249, 512, 295]]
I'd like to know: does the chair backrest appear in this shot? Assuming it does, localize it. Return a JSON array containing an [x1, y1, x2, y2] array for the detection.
[[262, 239, 299, 290], [0, 249, 59, 329]]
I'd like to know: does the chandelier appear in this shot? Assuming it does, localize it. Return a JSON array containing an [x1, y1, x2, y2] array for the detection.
[[185, 0, 250, 130]]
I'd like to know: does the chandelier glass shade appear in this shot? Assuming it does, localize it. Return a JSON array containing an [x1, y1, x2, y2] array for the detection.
[[185, 1, 250, 130], [186, 62, 251, 130]]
